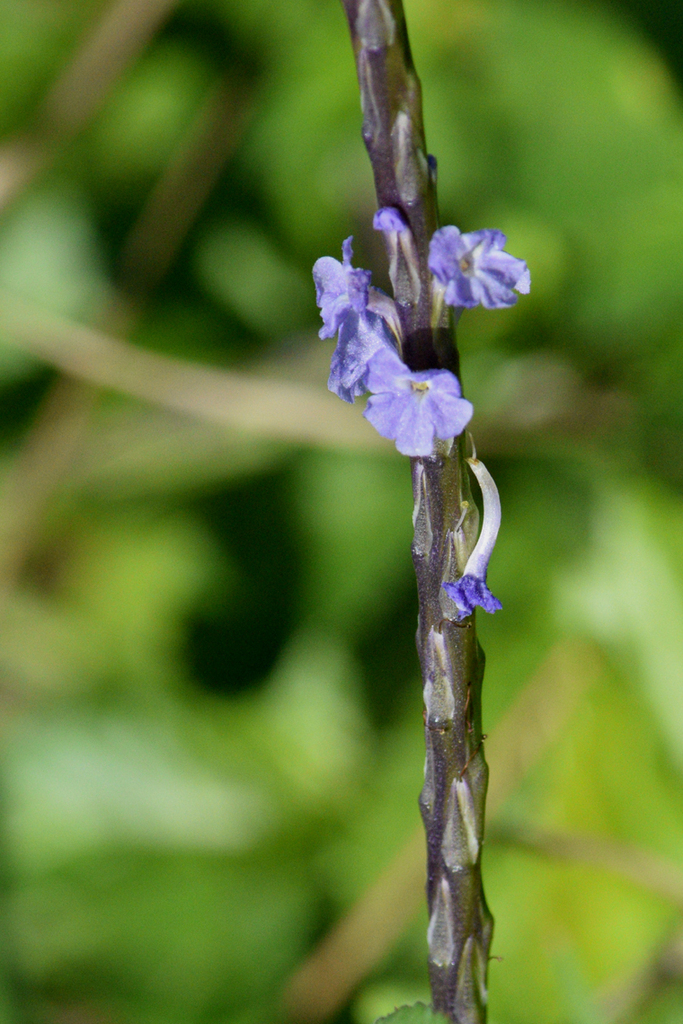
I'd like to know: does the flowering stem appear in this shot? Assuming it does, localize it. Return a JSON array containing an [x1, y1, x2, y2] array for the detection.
[[340, 0, 456, 375], [340, 1, 493, 1020]]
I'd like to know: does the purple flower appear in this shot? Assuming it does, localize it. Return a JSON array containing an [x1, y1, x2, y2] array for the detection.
[[443, 574, 502, 618], [313, 237, 371, 339], [313, 236, 398, 403], [442, 455, 502, 619], [363, 347, 473, 456], [328, 309, 396, 404], [429, 226, 530, 309]]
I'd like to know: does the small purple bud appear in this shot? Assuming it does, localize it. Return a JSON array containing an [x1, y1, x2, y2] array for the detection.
[[373, 207, 421, 299], [443, 574, 502, 618], [373, 207, 410, 233]]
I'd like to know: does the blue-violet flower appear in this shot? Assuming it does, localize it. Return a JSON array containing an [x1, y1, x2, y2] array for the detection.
[[429, 226, 530, 309], [363, 347, 473, 456], [442, 454, 502, 618], [313, 237, 397, 403], [328, 309, 396, 404], [313, 236, 371, 339]]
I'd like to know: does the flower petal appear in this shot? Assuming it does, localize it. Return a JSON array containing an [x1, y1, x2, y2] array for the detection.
[[364, 390, 411, 439], [312, 238, 370, 338], [428, 226, 467, 284], [442, 576, 502, 618], [363, 350, 471, 455], [426, 389, 473, 439], [394, 394, 437, 456], [328, 311, 396, 403], [364, 345, 410, 393]]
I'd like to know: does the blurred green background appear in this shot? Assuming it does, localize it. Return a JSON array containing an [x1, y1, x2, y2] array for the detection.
[[0, 0, 682, 1022]]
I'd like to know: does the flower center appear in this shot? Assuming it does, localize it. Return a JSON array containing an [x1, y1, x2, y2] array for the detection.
[[410, 381, 430, 393], [459, 255, 473, 275]]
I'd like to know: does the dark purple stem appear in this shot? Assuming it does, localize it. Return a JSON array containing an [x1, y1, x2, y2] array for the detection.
[[339, 2, 492, 1020], [340, 0, 456, 375], [412, 447, 492, 1023]]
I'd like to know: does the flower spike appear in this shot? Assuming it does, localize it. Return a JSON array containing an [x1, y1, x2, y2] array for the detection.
[[442, 452, 502, 618]]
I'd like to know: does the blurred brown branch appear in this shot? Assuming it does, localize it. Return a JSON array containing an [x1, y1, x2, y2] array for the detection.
[[601, 926, 683, 1023], [492, 823, 683, 913], [0, 292, 382, 451], [69, 407, 282, 496], [0, 287, 638, 459], [471, 355, 632, 457], [282, 638, 602, 1022], [0, 0, 180, 212], [117, 75, 252, 300], [0, 48, 254, 612], [40, 0, 179, 138], [495, 824, 683, 1023], [0, 377, 95, 609]]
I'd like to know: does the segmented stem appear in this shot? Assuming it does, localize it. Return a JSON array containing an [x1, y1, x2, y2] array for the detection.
[[413, 447, 493, 1022], [340, 2, 493, 1019], [340, 0, 457, 375]]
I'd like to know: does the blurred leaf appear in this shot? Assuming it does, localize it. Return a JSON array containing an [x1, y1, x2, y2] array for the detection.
[[372, 1003, 448, 1024], [90, 39, 213, 191], [15, 851, 314, 1023], [0, 510, 224, 699], [557, 478, 683, 775], [255, 629, 370, 808], [485, 666, 683, 1021], [353, 984, 432, 1024], [62, 510, 225, 694], [240, 3, 370, 252], [0, 188, 109, 380], [214, 0, 321, 47], [0, 589, 106, 696], [0, 0, 82, 132], [4, 714, 274, 871], [316, 718, 423, 905], [634, 984, 683, 1024], [485, 842, 672, 1024], [194, 218, 312, 337], [295, 450, 412, 631], [552, 944, 605, 1024]]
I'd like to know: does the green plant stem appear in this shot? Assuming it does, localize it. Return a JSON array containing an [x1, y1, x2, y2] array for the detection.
[[340, 2, 492, 1019]]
